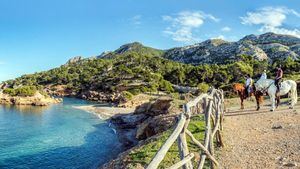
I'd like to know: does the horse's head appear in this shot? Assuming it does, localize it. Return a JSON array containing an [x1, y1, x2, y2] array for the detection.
[[233, 83, 244, 95]]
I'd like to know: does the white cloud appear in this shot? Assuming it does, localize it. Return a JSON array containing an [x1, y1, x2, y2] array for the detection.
[[130, 15, 142, 25], [221, 26, 231, 32], [241, 6, 300, 37], [162, 11, 219, 43], [216, 35, 225, 39]]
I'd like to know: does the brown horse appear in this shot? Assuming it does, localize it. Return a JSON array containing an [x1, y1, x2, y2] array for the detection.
[[233, 83, 263, 110]]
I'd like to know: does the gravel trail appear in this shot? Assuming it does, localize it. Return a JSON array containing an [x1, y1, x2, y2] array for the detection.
[[217, 103, 300, 169]]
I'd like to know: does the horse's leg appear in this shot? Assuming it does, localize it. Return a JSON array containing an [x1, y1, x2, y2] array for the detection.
[[289, 84, 297, 109], [240, 96, 244, 109], [276, 96, 280, 108], [270, 95, 276, 111], [255, 92, 260, 111]]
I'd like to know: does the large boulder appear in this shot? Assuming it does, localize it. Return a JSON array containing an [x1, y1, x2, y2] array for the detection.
[[136, 114, 176, 140], [134, 96, 173, 116]]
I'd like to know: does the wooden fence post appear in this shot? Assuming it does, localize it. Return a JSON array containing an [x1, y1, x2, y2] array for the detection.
[[198, 97, 213, 169], [177, 104, 193, 169], [147, 89, 225, 169]]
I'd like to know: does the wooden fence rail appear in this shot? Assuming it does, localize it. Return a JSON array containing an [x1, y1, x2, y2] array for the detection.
[[147, 88, 225, 169]]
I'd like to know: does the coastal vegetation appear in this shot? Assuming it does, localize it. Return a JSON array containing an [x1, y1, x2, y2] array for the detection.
[[3, 85, 38, 97], [4, 49, 300, 101]]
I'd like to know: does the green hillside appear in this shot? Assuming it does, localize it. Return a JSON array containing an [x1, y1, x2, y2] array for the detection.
[[4, 49, 300, 100]]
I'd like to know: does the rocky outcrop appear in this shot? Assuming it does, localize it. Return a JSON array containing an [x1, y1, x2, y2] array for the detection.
[[97, 32, 300, 64], [163, 32, 300, 64], [258, 43, 299, 60], [240, 32, 300, 46], [65, 56, 83, 65], [0, 92, 62, 106], [45, 85, 125, 104], [79, 91, 123, 103], [110, 97, 178, 148], [236, 42, 268, 61]]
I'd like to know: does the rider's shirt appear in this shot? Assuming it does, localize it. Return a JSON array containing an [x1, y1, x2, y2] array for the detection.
[[245, 78, 253, 87], [276, 68, 283, 79]]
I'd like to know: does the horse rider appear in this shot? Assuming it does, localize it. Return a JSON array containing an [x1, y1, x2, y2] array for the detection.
[[260, 70, 267, 80], [245, 74, 253, 97], [275, 65, 283, 95]]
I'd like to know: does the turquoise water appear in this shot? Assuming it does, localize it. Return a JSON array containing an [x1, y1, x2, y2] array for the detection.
[[0, 98, 122, 169]]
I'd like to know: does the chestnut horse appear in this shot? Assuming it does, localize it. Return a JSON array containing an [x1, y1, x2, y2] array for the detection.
[[233, 83, 263, 109]]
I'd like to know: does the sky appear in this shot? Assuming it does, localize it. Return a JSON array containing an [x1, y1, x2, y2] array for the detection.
[[0, 0, 300, 82]]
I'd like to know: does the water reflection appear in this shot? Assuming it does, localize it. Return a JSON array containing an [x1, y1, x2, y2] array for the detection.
[[1, 104, 51, 114]]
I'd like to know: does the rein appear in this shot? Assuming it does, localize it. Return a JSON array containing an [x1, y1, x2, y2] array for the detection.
[[260, 82, 274, 93]]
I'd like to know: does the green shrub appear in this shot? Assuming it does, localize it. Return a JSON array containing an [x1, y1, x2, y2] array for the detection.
[[122, 91, 134, 100], [159, 80, 174, 93], [15, 86, 37, 97], [3, 88, 16, 96], [197, 83, 209, 93], [3, 86, 37, 97], [128, 88, 141, 95]]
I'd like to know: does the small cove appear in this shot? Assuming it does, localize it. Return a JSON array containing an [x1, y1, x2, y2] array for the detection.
[[0, 98, 122, 169]]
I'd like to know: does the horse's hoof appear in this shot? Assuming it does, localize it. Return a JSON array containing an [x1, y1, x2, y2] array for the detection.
[[270, 109, 274, 112], [289, 106, 294, 109]]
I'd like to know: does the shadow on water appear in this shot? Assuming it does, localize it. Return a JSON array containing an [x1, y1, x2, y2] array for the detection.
[[0, 122, 124, 169]]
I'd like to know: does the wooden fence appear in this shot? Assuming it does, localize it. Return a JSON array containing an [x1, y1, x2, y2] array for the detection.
[[146, 88, 225, 169]]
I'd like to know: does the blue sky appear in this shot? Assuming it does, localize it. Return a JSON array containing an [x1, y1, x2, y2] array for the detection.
[[0, 0, 300, 82]]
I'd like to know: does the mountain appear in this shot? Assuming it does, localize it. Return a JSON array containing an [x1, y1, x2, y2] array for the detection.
[[97, 42, 165, 58], [66, 33, 300, 66], [2, 32, 300, 104], [164, 32, 300, 64]]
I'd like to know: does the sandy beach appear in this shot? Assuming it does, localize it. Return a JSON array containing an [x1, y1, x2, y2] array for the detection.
[[73, 104, 135, 119]]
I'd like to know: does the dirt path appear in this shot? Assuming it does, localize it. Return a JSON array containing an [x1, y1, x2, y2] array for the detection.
[[217, 101, 300, 169]]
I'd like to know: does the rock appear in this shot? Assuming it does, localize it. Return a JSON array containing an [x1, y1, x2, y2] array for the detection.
[[237, 42, 268, 61], [65, 56, 83, 65], [172, 84, 198, 93], [79, 90, 123, 103], [111, 114, 147, 129], [111, 96, 178, 145], [272, 124, 283, 129], [97, 51, 113, 58], [136, 115, 176, 140], [283, 162, 297, 167], [135, 97, 173, 116]]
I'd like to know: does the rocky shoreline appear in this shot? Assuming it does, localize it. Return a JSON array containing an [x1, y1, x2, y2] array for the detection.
[[100, 96, 182, 168], [0, 92, 62, 106], [75, 96, 182, 168]]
